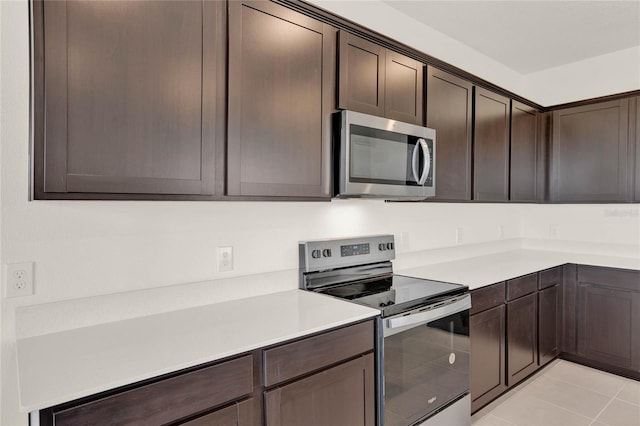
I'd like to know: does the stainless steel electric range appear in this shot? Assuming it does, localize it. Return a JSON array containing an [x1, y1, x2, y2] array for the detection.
[[299, 235, 471, 426]]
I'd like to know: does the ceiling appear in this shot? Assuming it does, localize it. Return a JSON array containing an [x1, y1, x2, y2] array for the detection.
[[382, 1, 640, 74]]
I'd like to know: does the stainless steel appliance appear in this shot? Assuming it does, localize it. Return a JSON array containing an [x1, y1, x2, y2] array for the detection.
[[299, 235, 471, 426], [334, 110, 436, 200]]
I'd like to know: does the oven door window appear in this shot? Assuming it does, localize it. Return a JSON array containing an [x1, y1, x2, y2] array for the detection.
[[384, 310, 469, 426], [349, 124, 426, 186]]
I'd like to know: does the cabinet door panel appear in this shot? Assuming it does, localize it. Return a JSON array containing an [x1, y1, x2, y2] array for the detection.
[[511, 101, 539, 202], [385, 51, 423, 125], [551, 99, 630, 202], [265, 354, 375, 426], [470, 305, 506, 413], [338, 32, 386, 117], [474, 88, 510, 201], [227, 1, 332, 197], [40, 0, 219, 195], [539, 285, 561, 366], [426, 67, 473, 200], [507, 293, 538, 385], [577, 285, 640, 370]]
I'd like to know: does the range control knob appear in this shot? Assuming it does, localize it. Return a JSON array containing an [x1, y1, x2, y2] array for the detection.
[[311, 249, 322, 259], [378, 243, 386, 251], [322, 249, 332, 258], [386, 242, 394, 250]]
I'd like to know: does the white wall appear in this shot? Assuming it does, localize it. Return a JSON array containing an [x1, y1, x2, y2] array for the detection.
[[520, 204, 640, 249], [1, 1, 639, 425], [520, 46, 640, 106]]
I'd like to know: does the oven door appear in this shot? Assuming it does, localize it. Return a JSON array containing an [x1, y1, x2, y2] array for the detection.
[[382, 294, 470, 426], [337, 110, 435, 199]]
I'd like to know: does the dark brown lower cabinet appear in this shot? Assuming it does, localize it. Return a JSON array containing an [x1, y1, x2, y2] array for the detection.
[[538, 284, 561, 366], [265, 354, 375, 426], [470, 304, 506, 412], [562, 265, 640, 379], [506, 293, 538, 385], [471, 267, 563, 413], [577, 285, 640, 371]]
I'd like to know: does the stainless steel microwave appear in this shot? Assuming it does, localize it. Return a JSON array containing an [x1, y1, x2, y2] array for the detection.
[[334, 110, 436, 200]]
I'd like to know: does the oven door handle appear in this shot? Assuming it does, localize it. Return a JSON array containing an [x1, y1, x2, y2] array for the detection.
[[386, 294, 471, 329]]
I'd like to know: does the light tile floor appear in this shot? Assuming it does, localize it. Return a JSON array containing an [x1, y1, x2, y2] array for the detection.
[[472, 360, 640, 426]]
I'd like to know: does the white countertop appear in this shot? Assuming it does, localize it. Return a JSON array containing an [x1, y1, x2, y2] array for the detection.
[[16, 290, 379, 413], [397, 249, 640, 289], [15, 245, 640, 413]]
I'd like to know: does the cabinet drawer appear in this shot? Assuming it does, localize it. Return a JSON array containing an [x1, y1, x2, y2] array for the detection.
[[506, 273, 537, 301], [53, 355, 254, 425], [539, 266, 563, 290], [578, 265, 640, 292], [264, 320, 374, 387], [471, 282, 505, 314]]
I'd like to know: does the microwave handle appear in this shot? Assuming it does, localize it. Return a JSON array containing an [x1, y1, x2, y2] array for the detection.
[[418, 138, 431, 185], [411, 142, 421, 184]]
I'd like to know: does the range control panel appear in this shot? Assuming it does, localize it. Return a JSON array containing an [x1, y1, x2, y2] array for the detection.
[[300, 235, 395, 273]]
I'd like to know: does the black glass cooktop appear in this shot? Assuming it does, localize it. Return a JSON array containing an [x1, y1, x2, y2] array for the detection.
[[316, 274, 467, 317]]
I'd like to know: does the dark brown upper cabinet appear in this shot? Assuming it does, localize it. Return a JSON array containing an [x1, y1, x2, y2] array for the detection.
[[426, 66, 473, 201], [227, 1, 334, 198], [473, 88, 511, 201], [338, 31, 424, 125], [510, 101, 543, 202], [551, 99, 630, 202], [33, 0, 224, 198]]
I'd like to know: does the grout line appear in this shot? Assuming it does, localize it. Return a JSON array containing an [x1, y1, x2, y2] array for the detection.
[[588, 397, 615, 426], [488, 413, 518, 425], [526, 393, 597, 424]]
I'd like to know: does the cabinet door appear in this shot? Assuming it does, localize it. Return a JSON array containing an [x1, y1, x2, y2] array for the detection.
[[538, 284, 561, 366], [473, 88, 510, 201], [385, 51, 424, 125], [338, 31, 386, 117], [426, 67, 473, 200], [180, 399, 254, 426], [577, 285, 640, 370], [265, 354, 375, 426], [37, 0, 221, 196], [470, 305, 506, 413], [510, 101, 540, 202], [506, 293, 538, 385], [227, 1, 334, 198], [551, 99, 630, 202]]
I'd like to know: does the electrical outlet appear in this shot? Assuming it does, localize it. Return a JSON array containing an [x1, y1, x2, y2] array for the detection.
[[217, 247, 233, 272], [6, 262, 35, 298], [455, 228, 463, 244]]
